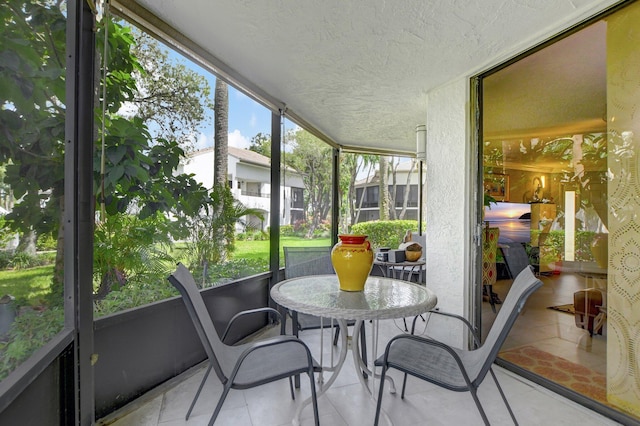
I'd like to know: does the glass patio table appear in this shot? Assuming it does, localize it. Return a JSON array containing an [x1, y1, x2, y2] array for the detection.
[[271, 275, 437, 424]]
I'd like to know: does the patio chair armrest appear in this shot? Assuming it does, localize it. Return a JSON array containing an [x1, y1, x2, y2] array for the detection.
[[231, 336, 316, 380], [421, 309, 481, 348], [222, 307, 283, 342]]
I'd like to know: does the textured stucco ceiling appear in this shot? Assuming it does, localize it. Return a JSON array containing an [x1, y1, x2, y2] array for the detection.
[[115, 0, 614, 154]]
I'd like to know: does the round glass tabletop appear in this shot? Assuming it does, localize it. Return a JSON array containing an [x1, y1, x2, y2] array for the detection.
[[271, 275, 437, 321]]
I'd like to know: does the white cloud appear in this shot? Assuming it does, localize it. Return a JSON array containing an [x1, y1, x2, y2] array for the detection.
[[250, 113, 257, 128], [193, 129, 249, 150], [117, 101, 138, 118], [195, 132, 211, 150], [228, 129, 250, 149]]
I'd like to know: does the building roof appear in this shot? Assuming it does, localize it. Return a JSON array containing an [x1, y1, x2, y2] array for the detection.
[[228, 146, 271, 167], [188, 146, 272, 168]]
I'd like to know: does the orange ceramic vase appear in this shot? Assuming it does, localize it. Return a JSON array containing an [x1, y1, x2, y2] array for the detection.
[[331, 234, 374, 291]]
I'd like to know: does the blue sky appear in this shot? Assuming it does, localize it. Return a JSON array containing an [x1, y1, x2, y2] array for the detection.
[[194, 80, 273, 150], [183, 55, 291, 151]]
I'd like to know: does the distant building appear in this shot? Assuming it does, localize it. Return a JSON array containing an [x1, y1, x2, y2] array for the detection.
[[354, 160, 422, 223], [179, 146, 305, 231]]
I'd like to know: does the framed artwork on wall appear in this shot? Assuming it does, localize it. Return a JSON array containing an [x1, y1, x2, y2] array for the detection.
[[484, 174, 509, 201]]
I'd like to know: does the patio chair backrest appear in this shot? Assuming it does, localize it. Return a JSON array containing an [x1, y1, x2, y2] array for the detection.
[[284, 246, 334, 279], [470, 266, 542, 386], [168, 263, 228, 383], [501, 242, 530, 280]]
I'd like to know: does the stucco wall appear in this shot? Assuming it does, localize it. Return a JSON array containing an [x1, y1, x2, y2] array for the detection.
[[424, 79, 471, 345]]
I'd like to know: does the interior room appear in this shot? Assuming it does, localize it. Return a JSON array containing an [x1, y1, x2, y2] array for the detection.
[[480, 11, 615, 413]]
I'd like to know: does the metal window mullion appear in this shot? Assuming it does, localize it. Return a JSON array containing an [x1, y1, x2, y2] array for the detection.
[[64, 1, 96, 424], [269, 111, 282, 282]]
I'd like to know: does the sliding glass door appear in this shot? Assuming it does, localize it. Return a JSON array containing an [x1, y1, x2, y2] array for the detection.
[[478, 1, 640, 421]]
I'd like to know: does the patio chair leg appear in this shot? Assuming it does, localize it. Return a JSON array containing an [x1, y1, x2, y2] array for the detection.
[[292, 311, 301, 389], [373, 366, 388, 426], [209, 382, 232, 426], [470, 387, 490, 426], [490, 367, 518, 425], [186, 363, 212, 420], [279, 305, 288, 335], [289, 377, 295, 400], [401, 373, 408, 398]]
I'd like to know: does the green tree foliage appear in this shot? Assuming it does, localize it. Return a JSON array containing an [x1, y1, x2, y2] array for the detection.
[[0, 1, 66, 239], [130, 32, 213, 151], [1, 3, 214, 301], [185, 186, 263, 285], [248, 132, 271, 157], [285, 129, 333, 237], [93, 212, 175, 299]]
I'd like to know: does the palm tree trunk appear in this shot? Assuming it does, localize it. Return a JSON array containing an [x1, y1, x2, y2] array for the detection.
[[214, 79, 229, 187], [379, 156, 390, 220]]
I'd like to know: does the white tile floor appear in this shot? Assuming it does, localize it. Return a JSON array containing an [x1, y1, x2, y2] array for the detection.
[[98, 317, 621, 426]]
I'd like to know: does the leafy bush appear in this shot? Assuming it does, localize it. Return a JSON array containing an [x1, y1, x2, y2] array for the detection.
[[93, 277, 178, 317], [35, 251, 56, 266], [311, 220, 331, 238], [94, 258, 269, 315], [93, 212, 175, 299], [36, 233, 57, 251], [292, 220, 309, 237], [235, 230, 269, 241], [0, 216, 17, 250], [351, 220, 419, 250], [196, 258, 269, 287], [0, 251, 12, 269], [312, 229, 330, 238], [280, 225, 295, 236], [249, 230, 269, 241], [0, 307, 64, 380], [10, 252, 37, 270]]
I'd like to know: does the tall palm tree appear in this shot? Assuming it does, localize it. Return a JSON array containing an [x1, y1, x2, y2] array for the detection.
[[213, 79, 229, 187], [379, 156, 390, 220]]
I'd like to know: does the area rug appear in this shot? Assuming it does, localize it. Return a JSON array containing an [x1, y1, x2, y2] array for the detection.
[[547, 303, 575, 315], [499, 345, 607, 405]]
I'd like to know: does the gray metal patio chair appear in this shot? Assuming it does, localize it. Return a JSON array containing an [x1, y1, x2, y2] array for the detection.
[[283, 246, 340, 334], [374, 266, 542, 426], [283, 246, 368, 382], [168, 263, 320, 426]]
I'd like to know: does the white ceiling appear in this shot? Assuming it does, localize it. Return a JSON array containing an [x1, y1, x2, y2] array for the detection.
[[112, 0, 613, 155]]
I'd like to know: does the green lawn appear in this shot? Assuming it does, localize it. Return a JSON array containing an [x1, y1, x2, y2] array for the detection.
[[232, 236, 331, 264], [0, 266, 54, 306], [0, 237, 331, 306]]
